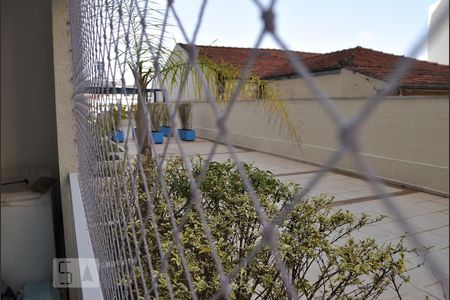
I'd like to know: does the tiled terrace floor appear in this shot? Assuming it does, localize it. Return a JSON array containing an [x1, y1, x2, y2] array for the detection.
[[125, 138, 449, 299]]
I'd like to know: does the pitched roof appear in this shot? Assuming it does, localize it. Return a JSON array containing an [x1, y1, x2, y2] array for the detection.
[[178, 43, 318, 78], [180, 44, 449, 88], [271, 46, 449, 88]]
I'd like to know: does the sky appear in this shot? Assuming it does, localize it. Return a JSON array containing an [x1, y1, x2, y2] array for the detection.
[[162, 0, 439, 60]]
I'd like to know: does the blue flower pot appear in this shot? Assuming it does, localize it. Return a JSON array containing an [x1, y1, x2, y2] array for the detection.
[[132, 129, 163, 144], [111, 130, 124, 142], [152, 131, 164, 144], [178, 129, 196, 141], [160, 126, 173, 137]]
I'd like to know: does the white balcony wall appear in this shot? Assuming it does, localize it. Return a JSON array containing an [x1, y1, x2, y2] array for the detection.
[[428, 0, 449, 65], [192, 96, 449, 195]]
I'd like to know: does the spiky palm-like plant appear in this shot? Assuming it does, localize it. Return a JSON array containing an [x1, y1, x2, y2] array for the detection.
[[160, 103, 170, 127], [177, 102, 192, 130], [148, 102, 164, 132], [160, 52, 301, 146]]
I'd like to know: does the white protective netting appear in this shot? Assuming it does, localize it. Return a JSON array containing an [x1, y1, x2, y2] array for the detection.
[[69, 0, 449, 299]]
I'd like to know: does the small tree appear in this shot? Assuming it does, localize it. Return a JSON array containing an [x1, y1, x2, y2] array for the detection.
[[123, 158, 413, 299], [107, 0, 301, 161], [108, 0, 164, 158]]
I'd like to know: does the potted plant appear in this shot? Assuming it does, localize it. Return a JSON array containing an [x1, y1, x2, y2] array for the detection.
[[159, 103, 173, 137], [148, 102, 164, 144], [177, 102, 196, 141], [111, 104, 126, 142]]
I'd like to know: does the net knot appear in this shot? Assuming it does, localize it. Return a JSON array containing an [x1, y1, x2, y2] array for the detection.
[[216, 115, 227, 131], [339, 121, 357, 149], [262, 224, 277, 245], [262, 9, 275, 33], [220, 276, 231, 297], [183, 44, 199, 61]]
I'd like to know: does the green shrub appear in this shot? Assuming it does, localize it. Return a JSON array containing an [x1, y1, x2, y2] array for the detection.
[[123, 158, 410, 299]]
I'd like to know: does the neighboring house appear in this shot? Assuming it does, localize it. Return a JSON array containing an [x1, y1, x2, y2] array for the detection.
[[268, 46, 449, 98], [173, 43, 449, 196], [169, 43, 449, 100]]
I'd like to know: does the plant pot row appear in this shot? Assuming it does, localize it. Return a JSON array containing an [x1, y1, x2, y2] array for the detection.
[[151, 128, 196, 143], [119, 127, 196, 144], [111, 102, 196, 144], [157, 127, 196, 142]]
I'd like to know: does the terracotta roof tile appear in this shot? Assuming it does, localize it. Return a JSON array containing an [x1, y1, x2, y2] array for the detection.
[[179, 43, 318, 78], [269, 46, 449, 88], [182, 44, 448, 88]]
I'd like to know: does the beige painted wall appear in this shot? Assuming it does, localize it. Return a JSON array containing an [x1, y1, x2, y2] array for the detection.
[[270, 68, 386, 99], [192, 96, 449, 195], [1, 0, 59, 175]]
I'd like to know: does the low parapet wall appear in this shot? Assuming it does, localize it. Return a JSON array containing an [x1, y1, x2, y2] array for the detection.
[[192, 96, 449, 196]]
